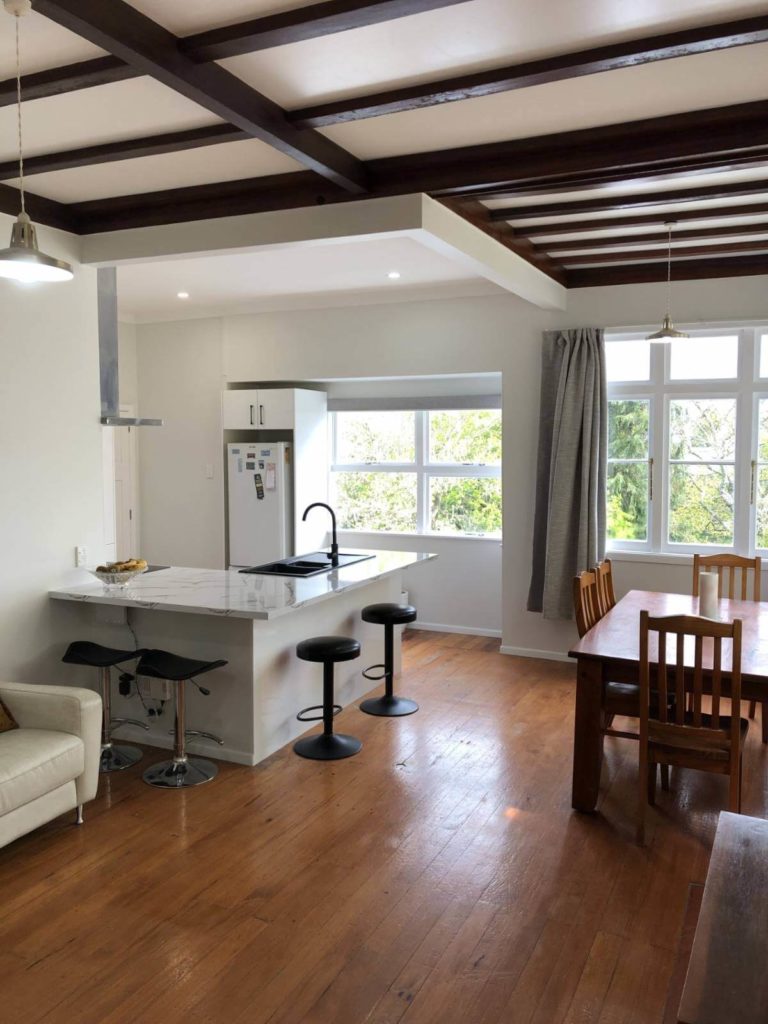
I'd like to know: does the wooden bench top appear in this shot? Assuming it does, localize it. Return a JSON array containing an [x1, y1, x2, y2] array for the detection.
[[678, 812, 768, 1024]]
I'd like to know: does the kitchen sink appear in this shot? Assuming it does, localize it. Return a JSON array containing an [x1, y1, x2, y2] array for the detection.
[[239, 551, 375, 577]]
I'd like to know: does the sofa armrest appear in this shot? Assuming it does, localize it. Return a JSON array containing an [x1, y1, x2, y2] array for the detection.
[[0, 682, 102, 805]]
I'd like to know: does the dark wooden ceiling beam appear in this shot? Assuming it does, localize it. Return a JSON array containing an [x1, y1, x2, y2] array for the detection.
[[0, 55, 132, 108], [522, 202, 768, 237], [34, 0, 367, 193], [567, 253, 768, 287], [542, 221, 768, 251], [560, 239, 768, 265], [181, 0, 470, 61], [489, 178, 768, 221], [0, 182, 76, 232], [289, 14, 768, 127], [0, 124, 248, 180]]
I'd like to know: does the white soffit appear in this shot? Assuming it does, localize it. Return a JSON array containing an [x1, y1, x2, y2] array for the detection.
[[80, 194, 567, 311]]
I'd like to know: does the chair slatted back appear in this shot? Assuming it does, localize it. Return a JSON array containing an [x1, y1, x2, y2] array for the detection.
[[595, 558, 616, 616], [692, 553, 761, 602], [573, 570, 601, 638], [639, 612, 742, 754]]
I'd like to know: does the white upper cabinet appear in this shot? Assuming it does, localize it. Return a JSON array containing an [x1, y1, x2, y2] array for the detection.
[[222, 389, 260, 430], [221, 388, 317, 431]]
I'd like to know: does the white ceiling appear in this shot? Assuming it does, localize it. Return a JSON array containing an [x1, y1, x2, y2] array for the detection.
[[116, 235, 502, 322], [0, 0, 765, 205]]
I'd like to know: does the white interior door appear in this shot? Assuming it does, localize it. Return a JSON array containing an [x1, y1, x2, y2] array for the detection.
[[114, 405, 139, 558]]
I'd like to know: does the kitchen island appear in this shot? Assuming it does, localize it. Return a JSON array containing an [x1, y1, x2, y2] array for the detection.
[[49, 550, 436, 765]]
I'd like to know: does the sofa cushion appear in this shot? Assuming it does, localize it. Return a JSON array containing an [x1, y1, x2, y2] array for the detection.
[[0, 730, 84, 816], [0, 697, 17, 734]]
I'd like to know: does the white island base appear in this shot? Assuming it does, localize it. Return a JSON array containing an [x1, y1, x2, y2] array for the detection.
[[50, 551, 435, 766]]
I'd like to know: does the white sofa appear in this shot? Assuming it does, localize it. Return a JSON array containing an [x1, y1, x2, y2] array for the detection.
[[0, 681, 101, 849]]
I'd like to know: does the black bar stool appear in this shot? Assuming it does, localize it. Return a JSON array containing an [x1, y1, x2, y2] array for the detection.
[[295, 636, 362, 761], [360, 603, 418, 717], [62, 641, 149, 772], [136, 649, 227, 789]]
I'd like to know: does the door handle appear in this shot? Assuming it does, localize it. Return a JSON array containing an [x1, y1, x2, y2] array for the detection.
[[249, 404, 255, 426], [259, 404, 264, 426]]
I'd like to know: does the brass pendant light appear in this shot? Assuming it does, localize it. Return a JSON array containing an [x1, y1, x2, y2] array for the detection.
[[646, 221, 688, 342], [0, 0, 73, 283]]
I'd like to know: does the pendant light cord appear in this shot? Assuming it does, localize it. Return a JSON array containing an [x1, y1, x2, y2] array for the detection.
[[13, 13, 25, 214]]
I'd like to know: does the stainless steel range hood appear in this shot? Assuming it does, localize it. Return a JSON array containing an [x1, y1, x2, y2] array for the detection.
[[98, 267, 163, 427]]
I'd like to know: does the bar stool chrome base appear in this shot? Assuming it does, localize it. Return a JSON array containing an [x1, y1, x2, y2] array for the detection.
[[360, 694, 419, 717], [294, 733, 362, 761], [100, 743, 143, 773], [143, 757, 218, 789]]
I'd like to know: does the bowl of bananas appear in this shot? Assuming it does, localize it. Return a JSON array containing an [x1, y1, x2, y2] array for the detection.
[[89, 558, 149, 588]]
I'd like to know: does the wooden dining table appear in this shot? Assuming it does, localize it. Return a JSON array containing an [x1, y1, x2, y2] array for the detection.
[[568, 588, 768, 813]]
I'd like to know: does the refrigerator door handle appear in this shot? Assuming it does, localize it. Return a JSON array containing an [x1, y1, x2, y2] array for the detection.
[[259, 404, 265, 426], [249, 403, 255, 425]]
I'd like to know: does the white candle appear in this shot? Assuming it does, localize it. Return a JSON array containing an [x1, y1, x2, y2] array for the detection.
[[699, 570, 719, 619]]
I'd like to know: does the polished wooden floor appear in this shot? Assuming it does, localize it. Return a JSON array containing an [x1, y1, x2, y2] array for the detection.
[[2, 630, 766, 1024]]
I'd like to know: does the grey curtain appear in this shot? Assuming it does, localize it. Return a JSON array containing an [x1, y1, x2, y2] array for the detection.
[[527, 328, 607, 619]]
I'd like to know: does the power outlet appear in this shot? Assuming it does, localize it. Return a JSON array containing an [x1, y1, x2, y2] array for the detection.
[[75, 545, 87, 567], [139, 677, 173, 702]]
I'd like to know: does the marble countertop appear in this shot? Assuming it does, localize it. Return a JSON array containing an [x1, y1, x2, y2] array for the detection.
[[49, 550, 436, 621]]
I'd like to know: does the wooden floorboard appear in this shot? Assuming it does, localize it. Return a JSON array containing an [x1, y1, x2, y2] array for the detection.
[[0, 630, 764, 1023]]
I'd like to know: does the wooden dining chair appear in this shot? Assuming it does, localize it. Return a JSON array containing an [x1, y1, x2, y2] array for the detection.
[[691, 553, 766, 741], [574, 571, 669, 780], [573, 570, 601, 639], [637, 611, 748, 845], [595, 558, 616, 617]]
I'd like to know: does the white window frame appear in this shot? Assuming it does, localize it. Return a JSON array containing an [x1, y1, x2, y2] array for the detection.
[[329, 408, 502, 538], [607, 326, 768, 557]]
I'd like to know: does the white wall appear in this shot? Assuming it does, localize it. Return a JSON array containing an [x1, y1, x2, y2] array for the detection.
[[0, 215, 106, 682], [133, 274, 768, 656], [136, 318, 226, 568]]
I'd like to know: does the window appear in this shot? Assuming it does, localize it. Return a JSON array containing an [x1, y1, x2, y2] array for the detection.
[[606, 327, 768, 555], [330, 408, 501, 537]]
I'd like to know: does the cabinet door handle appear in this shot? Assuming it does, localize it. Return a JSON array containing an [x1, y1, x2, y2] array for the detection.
[[259, 404, 264, 426], [249, 404, 255, 426]]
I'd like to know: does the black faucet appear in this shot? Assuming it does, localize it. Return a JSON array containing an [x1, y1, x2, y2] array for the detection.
[[302, 502, 339, 567]]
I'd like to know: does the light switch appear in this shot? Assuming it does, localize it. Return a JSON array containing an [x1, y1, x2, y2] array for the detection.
[[75, 546, 87, 567], [205, 464, 214, 479]]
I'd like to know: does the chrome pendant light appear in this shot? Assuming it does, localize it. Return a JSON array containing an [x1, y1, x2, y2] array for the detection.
[[0, 0, 72, 283], [646, 220, 687, 342]]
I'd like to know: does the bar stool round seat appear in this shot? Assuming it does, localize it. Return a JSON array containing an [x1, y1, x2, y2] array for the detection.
[[361, 603, 417, 626], [295, 636, 362, 761], [360, 603, 419, 717], [62, 640, 148, 773], [137, 649, 227, 789]]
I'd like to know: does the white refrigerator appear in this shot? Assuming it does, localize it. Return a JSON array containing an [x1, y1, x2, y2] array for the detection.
[[227, 442, 293, 568]]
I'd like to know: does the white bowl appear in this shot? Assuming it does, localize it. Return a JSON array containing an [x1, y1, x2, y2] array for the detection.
[[89, 566, 148, 588]]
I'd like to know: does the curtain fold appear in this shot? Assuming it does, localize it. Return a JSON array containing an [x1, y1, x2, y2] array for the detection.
[[527, 328, 607, 619]]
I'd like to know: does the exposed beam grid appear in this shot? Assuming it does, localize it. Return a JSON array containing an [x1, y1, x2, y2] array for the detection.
[[33, 0, 367, 193]]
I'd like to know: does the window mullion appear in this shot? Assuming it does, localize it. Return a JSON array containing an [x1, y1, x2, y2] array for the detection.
[[416, 410, 426, 535]]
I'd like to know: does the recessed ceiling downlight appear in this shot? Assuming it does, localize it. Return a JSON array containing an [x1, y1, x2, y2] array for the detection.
[[387, 270, 401, 280], [177, 291, 190, 299]]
